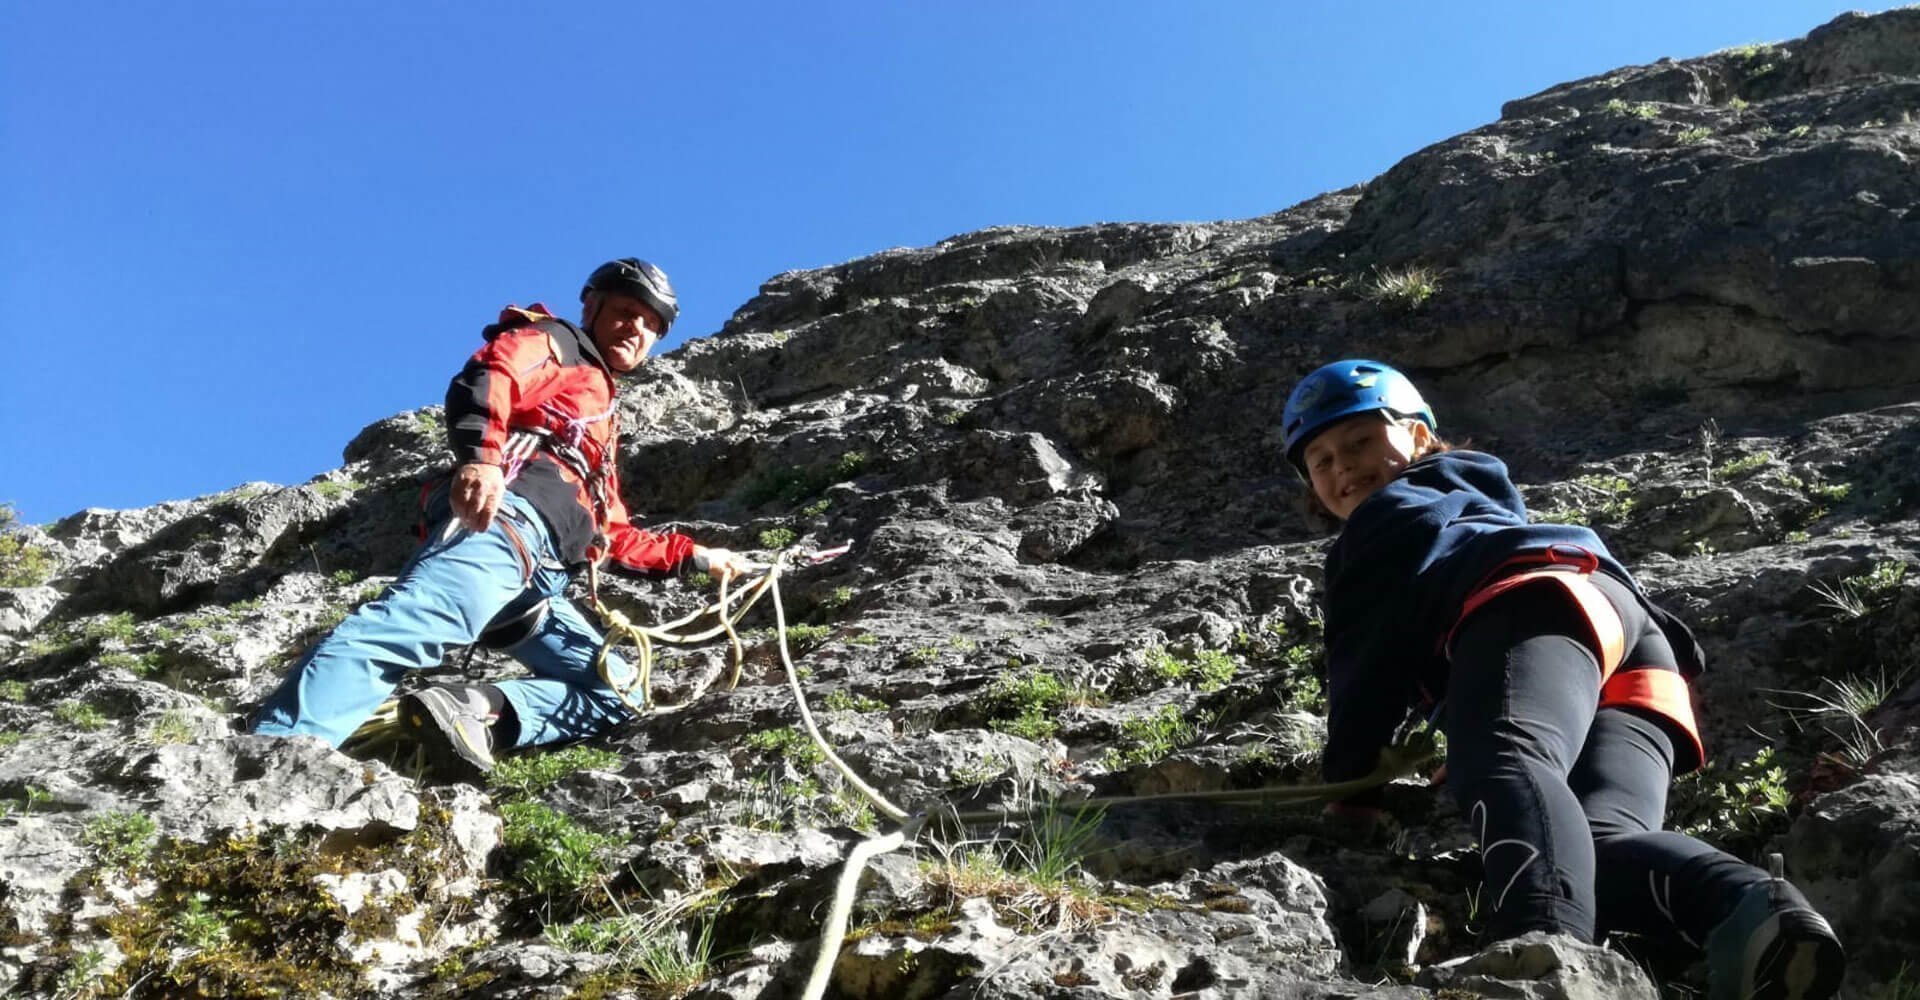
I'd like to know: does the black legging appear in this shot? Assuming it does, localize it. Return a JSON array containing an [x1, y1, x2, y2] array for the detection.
[[1443, 580, 1769, 944]]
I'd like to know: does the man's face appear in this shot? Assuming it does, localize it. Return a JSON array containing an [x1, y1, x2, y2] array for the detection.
[[588, 293, 664, 372]]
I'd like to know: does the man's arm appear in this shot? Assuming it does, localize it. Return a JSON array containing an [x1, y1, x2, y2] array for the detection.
[[444, 326, 560, 532], [599, 457, 697, 573]]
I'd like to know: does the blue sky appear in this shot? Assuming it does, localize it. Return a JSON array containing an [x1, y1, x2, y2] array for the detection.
[[0, 1, 1861, 524]]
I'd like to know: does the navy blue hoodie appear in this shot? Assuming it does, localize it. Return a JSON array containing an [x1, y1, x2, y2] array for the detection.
[[1318, 450, 1700, 799]]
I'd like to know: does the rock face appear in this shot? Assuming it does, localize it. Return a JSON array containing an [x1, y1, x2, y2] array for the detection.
[[4, 11, 1919, 999]]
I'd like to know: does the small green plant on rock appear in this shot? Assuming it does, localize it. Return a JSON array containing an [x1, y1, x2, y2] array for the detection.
[[1363, 266, 1440, 310], [148, 710, 196, 745], [737, 772, 843, 832], [1769, 670, 1905, 770], [82, 612, 138, 644], [757, 527, 796, 550], [1604, 98, 1661, 119], [0, 503, 55, 587], [833, 450, 868, 478], [1810, 481, 1852, 503], [549, 911, 719, 995], [822, 689, 886, 713], [54, 947, 107, 1000], [55, 700, 110, 732], [311, 479, 361, 500], [500, 799, 628, 897], [1013, 800, 1107, 885], [1235, 620, 1326, 713], [96, 650, 163, 677], [173, 892, 237, 952], [14, 785, 54, 815], [489, 745, 624, 797], [82, 810, 160, 869], [1668, 747, 1791, 857], [1809, 561, 1909, 620], [1243, 712, 1327, 768], [1715, 450, 1773, 479], [0, 679, 27, 701], [783, 622, 831, 648], [983, 667, 1098, 742], [1676, 126, 1714, 144], [744, 726, 826, 767], [1102, 705, 1202, 770], [1145, 646, 1238, 692], [917, 805, 1114, 933]]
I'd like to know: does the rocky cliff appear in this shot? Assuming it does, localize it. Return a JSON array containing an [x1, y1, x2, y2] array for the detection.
[[4, 9, 1919, 999]]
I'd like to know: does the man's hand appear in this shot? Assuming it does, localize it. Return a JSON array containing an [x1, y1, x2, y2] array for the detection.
[[451, 462, 506, 533], [691, 545, 758, 583]]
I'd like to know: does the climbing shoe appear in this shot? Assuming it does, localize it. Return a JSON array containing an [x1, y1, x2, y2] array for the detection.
[[1705, 855, 1844, 1000], [400, 685, 497, 783]]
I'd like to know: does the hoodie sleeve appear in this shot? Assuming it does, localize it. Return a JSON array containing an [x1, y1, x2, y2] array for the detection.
[[1320, 617, 1420, 808]]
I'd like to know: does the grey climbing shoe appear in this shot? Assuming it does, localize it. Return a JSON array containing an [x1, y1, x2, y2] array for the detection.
[[1705, 855, 1844, 1000], [400, 685, 497, 783]]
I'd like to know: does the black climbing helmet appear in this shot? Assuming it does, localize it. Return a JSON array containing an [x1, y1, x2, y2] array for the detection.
[[582, 258, 679, 331]]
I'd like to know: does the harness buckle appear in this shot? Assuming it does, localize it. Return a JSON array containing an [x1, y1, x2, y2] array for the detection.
[[1540, 543, 1600, 574]]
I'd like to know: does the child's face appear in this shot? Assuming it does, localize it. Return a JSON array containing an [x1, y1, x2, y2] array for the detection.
[[1301, 412, 1433, 520]]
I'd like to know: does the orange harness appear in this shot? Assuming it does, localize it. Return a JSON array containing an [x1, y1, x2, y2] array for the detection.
[[1449, 545, 1704, 770]]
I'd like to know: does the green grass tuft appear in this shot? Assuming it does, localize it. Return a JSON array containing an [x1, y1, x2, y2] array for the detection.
[[488, 745, 624, 797]]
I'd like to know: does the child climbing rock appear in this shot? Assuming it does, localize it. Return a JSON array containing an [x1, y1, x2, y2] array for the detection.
[[1283, 358, 1845, 1000]]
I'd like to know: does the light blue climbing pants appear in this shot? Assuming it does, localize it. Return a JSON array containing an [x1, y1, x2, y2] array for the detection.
[[250, 492, 637, 749]]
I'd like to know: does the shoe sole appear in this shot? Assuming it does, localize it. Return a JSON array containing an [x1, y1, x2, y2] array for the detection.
[[401, 690, 494, 782], [1747, 912, 1845, 1000]]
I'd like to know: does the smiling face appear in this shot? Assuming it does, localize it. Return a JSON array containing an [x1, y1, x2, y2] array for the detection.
[[1301, 411, 1435, 520], [586, 292, 665, 372]]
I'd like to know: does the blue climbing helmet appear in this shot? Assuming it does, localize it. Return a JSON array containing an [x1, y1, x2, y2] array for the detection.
[[1282, 359, 1437, 473]]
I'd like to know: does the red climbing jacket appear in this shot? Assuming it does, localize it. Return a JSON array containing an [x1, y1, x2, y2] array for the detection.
[[444, 304, 693, 573]]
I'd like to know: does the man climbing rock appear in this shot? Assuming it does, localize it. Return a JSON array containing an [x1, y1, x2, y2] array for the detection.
[[252, 258, 753, 779]]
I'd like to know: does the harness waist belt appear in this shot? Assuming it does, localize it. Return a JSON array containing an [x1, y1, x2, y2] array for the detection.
[[1447, 545, 1626, 678]]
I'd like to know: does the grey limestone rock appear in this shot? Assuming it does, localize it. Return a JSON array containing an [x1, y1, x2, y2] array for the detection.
[[1416, 931, 1661, 1000], [5, 8, 1920, 997]]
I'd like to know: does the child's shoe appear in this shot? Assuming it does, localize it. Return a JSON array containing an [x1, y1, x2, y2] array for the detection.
[[1704, 855, 1844, 1000]]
